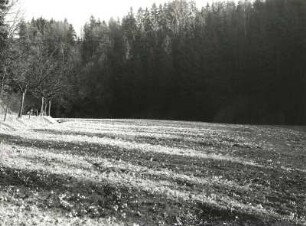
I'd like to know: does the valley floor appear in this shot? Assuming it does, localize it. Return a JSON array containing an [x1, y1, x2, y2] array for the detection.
[[0, 118, 305, 225]]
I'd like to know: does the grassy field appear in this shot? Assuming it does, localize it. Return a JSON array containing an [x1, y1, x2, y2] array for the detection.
[[0, 118, 305, 225]]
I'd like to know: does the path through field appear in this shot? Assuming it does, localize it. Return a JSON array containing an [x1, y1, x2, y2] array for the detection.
[[0, 118, 305, 225]]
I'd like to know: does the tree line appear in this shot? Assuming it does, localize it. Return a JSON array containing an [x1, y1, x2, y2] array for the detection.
[[1, 0, 306, 125]]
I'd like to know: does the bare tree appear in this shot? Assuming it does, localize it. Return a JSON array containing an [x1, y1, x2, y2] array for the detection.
[[9, 40, 45, 117], [0, 0, 21, 120], [33, 60, 71, 116]]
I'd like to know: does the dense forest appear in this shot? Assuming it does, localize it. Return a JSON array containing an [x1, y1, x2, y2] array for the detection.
[[1, 0, 306, 124]]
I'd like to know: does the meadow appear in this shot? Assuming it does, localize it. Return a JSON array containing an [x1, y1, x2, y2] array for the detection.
[[0, 118, 305, 225]]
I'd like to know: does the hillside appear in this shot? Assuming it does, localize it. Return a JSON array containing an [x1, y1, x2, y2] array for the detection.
[[0, 119, 305, 225], [0, 115, 57, 132]]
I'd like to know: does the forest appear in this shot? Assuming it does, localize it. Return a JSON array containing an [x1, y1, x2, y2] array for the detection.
[[1, 0, 306, 125]]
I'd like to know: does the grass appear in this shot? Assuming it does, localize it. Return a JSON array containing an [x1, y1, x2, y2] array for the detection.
[[0, 118, 305, 225]]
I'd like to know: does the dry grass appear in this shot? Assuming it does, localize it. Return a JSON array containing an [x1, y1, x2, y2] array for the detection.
[[0, 118, 305, 225]]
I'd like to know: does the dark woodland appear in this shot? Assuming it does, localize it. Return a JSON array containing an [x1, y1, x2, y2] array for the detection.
[[1, 0, 306, 124]]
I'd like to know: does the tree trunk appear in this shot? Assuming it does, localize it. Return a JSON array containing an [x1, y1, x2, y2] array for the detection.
[[0, 67, 6, 97], [18, 90, 27, 118], [48, 99, 52, 117], [0, 80, 4, 97], [44, 100, 47, 116], [40, 97, 45, 116], [3, 104, 8, 121]]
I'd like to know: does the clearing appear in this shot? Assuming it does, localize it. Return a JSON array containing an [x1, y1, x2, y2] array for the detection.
[[0, 117, 305, 225]]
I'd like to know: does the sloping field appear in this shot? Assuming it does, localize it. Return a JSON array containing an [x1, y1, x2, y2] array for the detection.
[[0, 118, 305, 225]]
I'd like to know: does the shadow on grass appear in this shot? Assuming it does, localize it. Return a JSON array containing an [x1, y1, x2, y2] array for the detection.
[[36, 129, 306, 171], [0, 132, 275, 176], [1, 132, 306, 189], [0, 165, 280, 225], [0, 135, 303, 225], [33, 129, 256, 150]]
